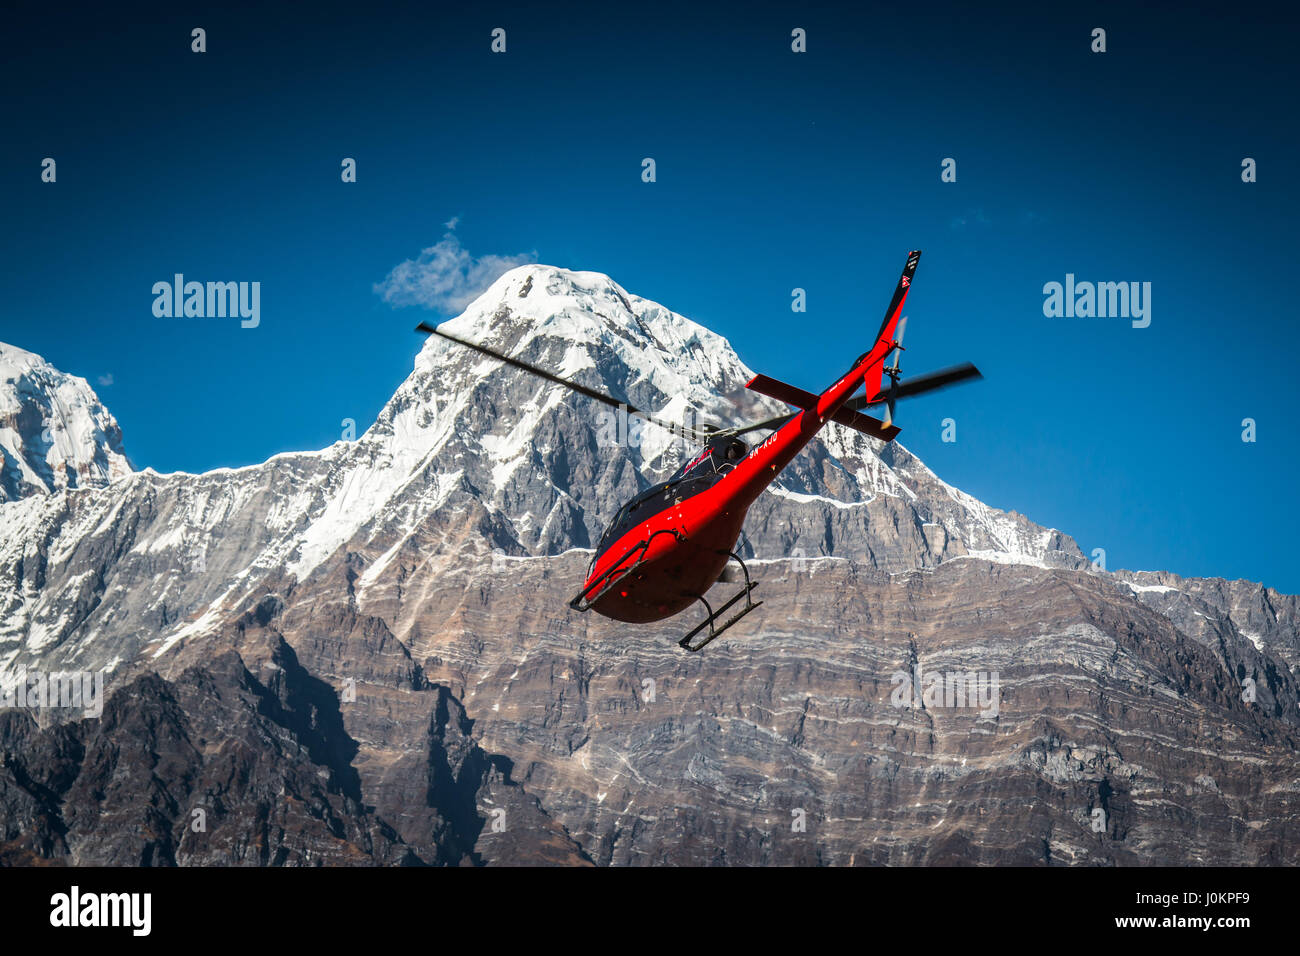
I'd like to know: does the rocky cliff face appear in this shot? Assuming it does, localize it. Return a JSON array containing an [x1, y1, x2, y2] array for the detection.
[[0, 265, 1295, 865], [0, 631, 588, 866]]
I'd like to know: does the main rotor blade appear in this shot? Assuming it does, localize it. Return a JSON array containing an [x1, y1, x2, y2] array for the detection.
[[724, 412, 798, 437], [890, 362, 982, 399], [416, 322, 713, 443], [845, 362, 982, 411]]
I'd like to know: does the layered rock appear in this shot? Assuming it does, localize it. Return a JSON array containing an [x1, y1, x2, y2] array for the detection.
[[0, 265, 1295, 865]]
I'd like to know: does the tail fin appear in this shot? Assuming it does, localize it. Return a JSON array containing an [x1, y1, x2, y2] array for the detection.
[[747, 373, 902, 441], [742, 250, 923, 445], [861, 250, 920, 401]]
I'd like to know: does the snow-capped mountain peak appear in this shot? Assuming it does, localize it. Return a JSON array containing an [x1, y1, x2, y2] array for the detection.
[[0, 265, 1082, 674], [283, 264, 776, 581], [424, 264, 764, 423], [0, 342, 132, 502]]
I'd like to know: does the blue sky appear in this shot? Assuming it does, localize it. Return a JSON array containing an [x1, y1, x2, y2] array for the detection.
[[3, 2, 1297, 590]]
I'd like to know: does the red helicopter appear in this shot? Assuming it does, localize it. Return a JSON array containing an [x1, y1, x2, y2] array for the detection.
[[417, 250, 980, 651]]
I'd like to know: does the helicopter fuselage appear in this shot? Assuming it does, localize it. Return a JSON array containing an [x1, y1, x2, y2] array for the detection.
[[581, 356, 881, 624]]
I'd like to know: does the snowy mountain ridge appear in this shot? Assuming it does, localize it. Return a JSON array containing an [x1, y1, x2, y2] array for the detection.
[[2, 264, 1100, 678], [0, 343, 131, 503], [3, 267, 1297, 869]]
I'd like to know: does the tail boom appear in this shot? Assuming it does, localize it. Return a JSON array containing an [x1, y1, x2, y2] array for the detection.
[[722, 250, 920, 508], [860, 249, 920, 404], [780, 250, 922, 420]]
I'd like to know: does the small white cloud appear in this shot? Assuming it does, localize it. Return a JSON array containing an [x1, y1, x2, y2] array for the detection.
[[96, 373, 114, 386], [444, 215, 460, 230], [374, 230, 535, 314], [950, 208, 991, 231]]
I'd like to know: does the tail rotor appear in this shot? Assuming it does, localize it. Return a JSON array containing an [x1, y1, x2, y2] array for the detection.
[[881, 315, 907, 428]]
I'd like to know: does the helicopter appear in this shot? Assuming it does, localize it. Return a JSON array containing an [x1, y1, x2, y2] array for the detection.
[[417, 250, 981, 651]]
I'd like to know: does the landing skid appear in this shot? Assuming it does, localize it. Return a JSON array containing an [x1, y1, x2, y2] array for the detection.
[[678, 550, 763, 652]]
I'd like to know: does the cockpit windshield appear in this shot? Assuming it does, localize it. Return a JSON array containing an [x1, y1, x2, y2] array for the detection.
[[668, 437, 748, 482], [590, 437, 749, 568]]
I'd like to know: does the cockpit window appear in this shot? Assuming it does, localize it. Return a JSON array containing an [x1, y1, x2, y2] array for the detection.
[[593, 439, 749, 564], [597, 483, 665, 552], [670, 438, 748, 482]]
